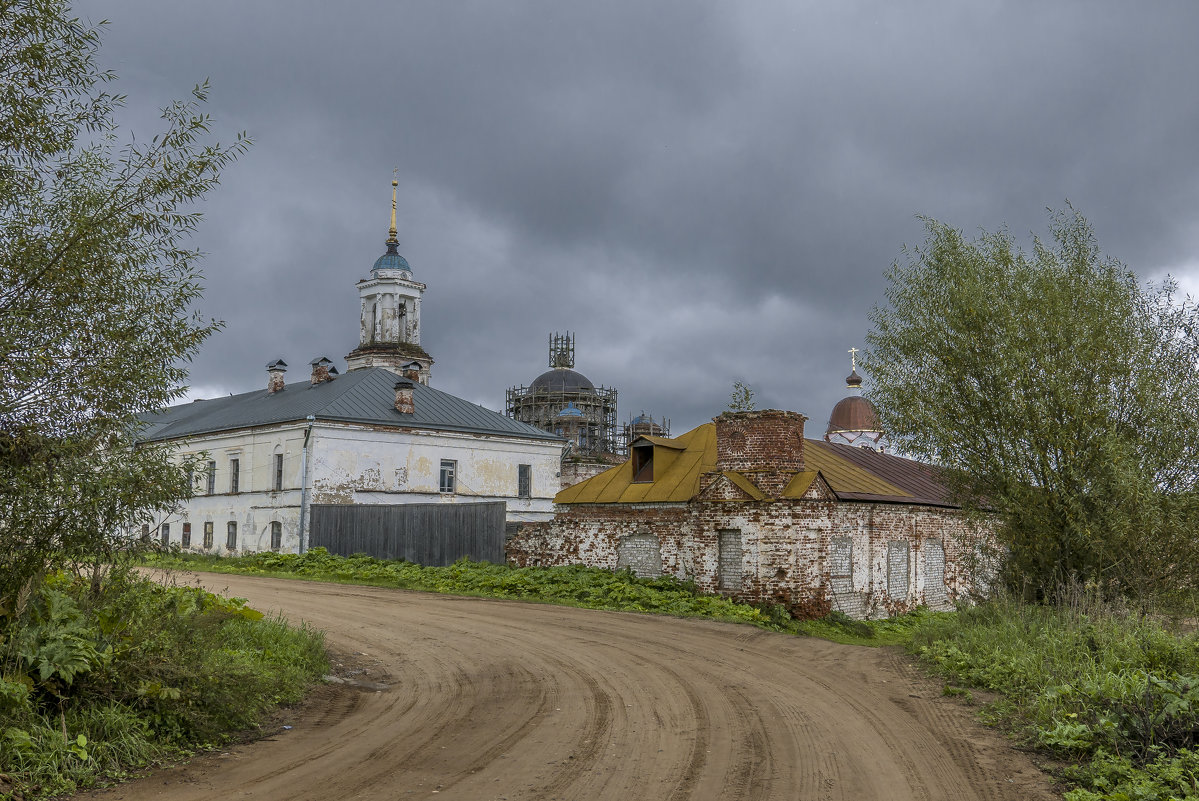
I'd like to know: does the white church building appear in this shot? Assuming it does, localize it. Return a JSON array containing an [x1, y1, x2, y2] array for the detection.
[[138, 180, 563, 554]]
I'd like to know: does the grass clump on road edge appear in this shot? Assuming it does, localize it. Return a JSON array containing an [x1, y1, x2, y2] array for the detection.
[[0, 569, 327, 800], [146, 548, 940, 646], [909, 595, 1199, 800]]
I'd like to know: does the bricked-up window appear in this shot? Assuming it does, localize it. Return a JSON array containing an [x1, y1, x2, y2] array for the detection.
[[229, 458, 240, 493], [440, 460, 457, 493], [274, 453, 284, 491], [887, 541, 910, 599], [181, 523, 191, 548], [203, 521, 214, 549], [718, 529, 743, 592], [160, 523, 170, 546], [226, 521, 237, 550], [206, 461, 216, 495], [270, 521, 282, 551], [517, 464, 531, 498], [631, 443, 654, 482]]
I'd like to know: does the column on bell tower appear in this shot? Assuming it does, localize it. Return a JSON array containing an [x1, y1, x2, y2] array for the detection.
[[345, 177, 435, 383]]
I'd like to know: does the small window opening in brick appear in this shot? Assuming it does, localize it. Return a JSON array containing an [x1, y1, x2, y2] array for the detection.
[[632, 443, 653, 482]]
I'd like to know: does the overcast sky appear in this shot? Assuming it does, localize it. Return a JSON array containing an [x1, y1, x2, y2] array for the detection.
[[90, 1, 1199, 436]]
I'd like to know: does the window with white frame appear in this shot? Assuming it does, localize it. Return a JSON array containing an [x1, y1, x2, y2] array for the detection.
[[229, 457, 240, 494], [206, 461, 216, 495], [274, 453, 284, 491], [439, 460, 457, 494], [270, 521, 282, 551], [226, 521, 237, 550], [518, 464, 531, 499]]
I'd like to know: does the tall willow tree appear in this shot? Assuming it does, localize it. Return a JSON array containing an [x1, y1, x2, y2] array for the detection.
[[0, 2, 248, 608], [864, 207, 1199, 603]]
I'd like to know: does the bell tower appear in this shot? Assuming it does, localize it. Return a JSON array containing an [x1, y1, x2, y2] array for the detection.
[[345, 177, 434, 384]]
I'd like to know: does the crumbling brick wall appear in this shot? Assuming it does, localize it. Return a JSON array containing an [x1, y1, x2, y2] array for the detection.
[[507, 496, 994, 620]]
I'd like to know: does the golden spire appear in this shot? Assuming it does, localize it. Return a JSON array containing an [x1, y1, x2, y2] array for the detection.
[[387, 168, 399, 245]]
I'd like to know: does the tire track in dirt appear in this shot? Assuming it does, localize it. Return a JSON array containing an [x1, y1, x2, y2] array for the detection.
[[80, 574, 1058, 801]]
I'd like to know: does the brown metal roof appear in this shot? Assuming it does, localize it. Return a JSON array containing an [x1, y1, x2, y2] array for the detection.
[[806, 439, 955, 507]]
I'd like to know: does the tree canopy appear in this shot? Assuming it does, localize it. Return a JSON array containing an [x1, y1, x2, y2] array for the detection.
[[863, 207, 1199, 602], [0, 1, 248, 608]]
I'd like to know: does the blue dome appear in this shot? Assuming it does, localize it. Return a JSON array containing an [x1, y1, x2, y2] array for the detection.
[[372, 241, 411, 273], [557, 402, 585, 418]]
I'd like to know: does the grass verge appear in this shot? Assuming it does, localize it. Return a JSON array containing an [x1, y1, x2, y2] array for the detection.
[[0, 568, 327, 799], [146, 548, 941, 646], [909, 596, 1199, 800]]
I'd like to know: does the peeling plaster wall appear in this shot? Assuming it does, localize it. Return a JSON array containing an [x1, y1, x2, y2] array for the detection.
[[149, 423, 309, 555], [509, 496, 993, 620], [151, 419, 563, 555], [308, 424, 561, 524]]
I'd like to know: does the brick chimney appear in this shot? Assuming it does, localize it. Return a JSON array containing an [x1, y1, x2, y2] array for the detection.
[[266, 359, 287, 393], [309, 356, 337, 385], [713, 410, 807, 497], [401, 360, 422, 382], [394, 380, 415, 414]]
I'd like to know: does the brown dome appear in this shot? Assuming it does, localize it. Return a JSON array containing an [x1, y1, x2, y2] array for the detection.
[[826, 395, 881, 435]]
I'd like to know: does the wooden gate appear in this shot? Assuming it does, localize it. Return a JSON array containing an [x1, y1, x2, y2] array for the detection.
[[309, 502, 507, 565]]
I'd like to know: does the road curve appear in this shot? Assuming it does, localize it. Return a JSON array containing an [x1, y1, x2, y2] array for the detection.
[[83, 573, 1056, 801]]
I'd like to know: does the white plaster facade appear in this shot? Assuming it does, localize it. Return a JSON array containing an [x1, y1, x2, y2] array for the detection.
[[150, 418, 562, 556]]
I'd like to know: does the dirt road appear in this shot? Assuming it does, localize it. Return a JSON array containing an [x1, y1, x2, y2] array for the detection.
[[84, 573, 1056, 801]]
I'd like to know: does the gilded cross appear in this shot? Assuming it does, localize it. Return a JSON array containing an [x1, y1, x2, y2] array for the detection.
[[848, 346, 859, 371]]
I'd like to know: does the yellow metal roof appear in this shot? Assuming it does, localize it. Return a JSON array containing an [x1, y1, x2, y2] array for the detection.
[[556, 419, 911, 506], [782, 470, 819, 499], [802, 444, 909, 498], [556, 424, 716, 504], [720, 471, 767, 501], [556, 422, 913, 505]]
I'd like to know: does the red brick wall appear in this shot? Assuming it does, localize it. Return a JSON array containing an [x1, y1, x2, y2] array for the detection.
[[713, 410, 807, 473]]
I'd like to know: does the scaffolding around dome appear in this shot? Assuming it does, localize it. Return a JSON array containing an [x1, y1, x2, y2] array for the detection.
[[621, 411, 670, 449], [506, 332, 620, 458]]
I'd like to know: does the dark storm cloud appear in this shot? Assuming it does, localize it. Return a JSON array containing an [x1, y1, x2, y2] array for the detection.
[[90, 0, 1199, 435]]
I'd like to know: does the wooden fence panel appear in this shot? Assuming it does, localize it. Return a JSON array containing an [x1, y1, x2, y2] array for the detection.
[[309, 502, 507, 565]]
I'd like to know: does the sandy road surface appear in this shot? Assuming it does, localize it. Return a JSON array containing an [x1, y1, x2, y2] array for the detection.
[[83, 573, 1056, 801]]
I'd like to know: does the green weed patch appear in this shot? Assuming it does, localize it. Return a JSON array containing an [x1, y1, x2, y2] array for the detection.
[[909, 597, 1199, 800], [0, 570, 327, 799], [147, 549, 939, 645]]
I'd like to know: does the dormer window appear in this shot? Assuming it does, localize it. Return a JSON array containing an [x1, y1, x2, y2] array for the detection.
[[632, 442, 654, 482]]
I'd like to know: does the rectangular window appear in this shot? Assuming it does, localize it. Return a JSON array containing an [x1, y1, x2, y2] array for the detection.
[[230, 458, 240, 494], [226, 521, 237, 550], [160, 523, 170, 546], [517, 464, 531, 498], [206, 461, 216, 495], [181, 522, 192, 549], [439, 459, 457, 494], [274, 453, 284, 491], [140, 523, 150, 543], [203, 521, 214, 549], [271, 521, 282, 551]]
